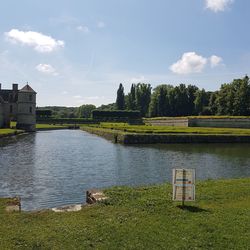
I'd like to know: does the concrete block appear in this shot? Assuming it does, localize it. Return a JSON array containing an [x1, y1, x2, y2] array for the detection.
[[86, 189, 108, 204]]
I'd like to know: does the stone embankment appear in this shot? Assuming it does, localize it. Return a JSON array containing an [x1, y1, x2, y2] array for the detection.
[[145, 117, 250, 129], [81, 127, 250, 144], [2, 190, 108, 213]]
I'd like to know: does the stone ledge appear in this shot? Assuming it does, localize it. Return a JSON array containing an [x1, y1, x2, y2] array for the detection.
[[86, 189, 108, 204], [5, 197, 21, 212]]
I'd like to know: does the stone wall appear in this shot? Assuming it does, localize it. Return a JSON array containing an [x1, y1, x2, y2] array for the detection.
[[145, 117, 250, 129], [188, 118, 250, 128]]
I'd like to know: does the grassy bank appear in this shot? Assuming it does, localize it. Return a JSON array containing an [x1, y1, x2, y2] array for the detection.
[[0, 178, 249, 249], [36, 124, 69, 130], [81, 123, 250, 144], [84, 123, 250, 135], [0, 128, 24, 138]]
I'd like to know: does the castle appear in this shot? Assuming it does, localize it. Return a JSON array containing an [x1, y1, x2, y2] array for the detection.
[[0, 83, 36, 131]]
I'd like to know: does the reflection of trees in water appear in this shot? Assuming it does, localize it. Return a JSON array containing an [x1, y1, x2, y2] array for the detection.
[[139, 143, 250, 159]]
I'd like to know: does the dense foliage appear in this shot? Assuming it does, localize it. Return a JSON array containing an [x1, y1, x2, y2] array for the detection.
[[76, 104, 96, 118], [37, 106, 78, 118], [115, 76, 250, 117], [92, 110, 141, 121], [38, 76, 250, 119], [116, 83, 125, 110], [36, 109, 52, 118]]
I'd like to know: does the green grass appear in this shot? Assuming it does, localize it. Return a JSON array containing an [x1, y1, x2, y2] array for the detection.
[[10, 122, 69, 130], [0, 178, 249, 249], [0, 128, 24, 137], [85, 123, 250, 136]]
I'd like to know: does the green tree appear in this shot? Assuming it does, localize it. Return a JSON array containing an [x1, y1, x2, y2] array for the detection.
[[194, 89, 208, 115], [77, 104, 96, 118], [116, 83, 125, 110], [127, 84, 137, 110], [187, 85, 199, 115], [232, 76, 250, 115], [149, 85, 172, 117], [135, 83, 152, 117]]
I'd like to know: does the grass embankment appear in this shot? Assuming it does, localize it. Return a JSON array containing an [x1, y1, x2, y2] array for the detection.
[[35, 123, 69, 130], [0, 178, 249, 249], [85, 123, 250, 135], [10, 122, 71, 130], [0, 128, 24, 138]]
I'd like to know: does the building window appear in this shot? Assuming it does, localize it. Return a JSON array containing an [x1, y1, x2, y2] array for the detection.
[[29, 95, 32, 101], [30, 107, 32, 113], [10, 105, 13, 113]]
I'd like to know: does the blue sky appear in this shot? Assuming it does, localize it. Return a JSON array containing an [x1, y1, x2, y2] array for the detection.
[[0, 0, 250, 107]]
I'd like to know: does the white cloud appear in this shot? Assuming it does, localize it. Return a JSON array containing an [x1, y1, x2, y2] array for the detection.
[[205, 0, 234, 12], [5, 29, 64, 53], [36, 64, 58, 75], [170, 52, 207, 74], [210, 55, 223, 67], [61, 91, 68, 95], [97, 21, 105, 28], [76, 25, 89, 33]]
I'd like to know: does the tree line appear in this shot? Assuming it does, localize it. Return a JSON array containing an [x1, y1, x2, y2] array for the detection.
[[115, 76, 250, 117]]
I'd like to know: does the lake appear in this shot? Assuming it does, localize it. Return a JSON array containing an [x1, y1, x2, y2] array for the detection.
[[0, 130, 250, 210]]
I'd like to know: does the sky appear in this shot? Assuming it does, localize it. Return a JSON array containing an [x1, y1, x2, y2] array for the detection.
[[1, 0, 250, 107]]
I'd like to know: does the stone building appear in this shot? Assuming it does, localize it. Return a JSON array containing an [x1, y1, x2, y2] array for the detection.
[[0, 83, 36, 131]]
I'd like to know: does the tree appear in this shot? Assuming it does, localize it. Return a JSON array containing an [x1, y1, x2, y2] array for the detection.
[[232, 76, 250, 115], [135, 83, 152, 117], [77, 104, 96, 118], [194, 89, 208, 115], [127, 84, 137, 110], [149, 85, 172, 117], [209, 91, 218, 115], [187, 85, 199, 115], [116, 83, 125, 110]]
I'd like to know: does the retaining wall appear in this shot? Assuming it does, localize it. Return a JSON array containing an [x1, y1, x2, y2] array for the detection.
[[188, 118, 250, 128], [145, 117, 250, 129]]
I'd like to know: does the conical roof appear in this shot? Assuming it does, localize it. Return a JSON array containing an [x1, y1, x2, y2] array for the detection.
[[20, 84, 36, 93]]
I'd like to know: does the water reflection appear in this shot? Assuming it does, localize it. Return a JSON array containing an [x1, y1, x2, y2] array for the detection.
[[0, 130, 250, 210]]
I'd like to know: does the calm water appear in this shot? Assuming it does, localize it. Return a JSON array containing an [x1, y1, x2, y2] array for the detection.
[[0, 130, 250, 211]]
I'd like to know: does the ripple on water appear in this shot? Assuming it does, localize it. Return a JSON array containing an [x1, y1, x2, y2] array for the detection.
[[0, 130, 250, 210]]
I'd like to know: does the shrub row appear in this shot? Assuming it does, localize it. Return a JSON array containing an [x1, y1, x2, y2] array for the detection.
[[92, 110, 141, 119]]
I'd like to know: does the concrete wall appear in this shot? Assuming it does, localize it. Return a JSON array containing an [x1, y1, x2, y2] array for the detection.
[[145, 117, 250, 129], [144, 118, 188, 127], [189, 118, 250, 128]]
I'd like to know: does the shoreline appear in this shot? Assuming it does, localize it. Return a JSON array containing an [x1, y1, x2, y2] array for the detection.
[[81, 126, 250, 144], [0, 177, 249, 249]]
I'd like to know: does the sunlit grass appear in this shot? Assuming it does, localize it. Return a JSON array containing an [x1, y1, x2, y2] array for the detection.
[[86, 123, 250, 135], [0, 178, 249, 249]]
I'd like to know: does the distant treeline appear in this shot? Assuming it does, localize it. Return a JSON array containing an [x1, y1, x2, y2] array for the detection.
[[37, 76, 250, 119], [115, 76, 250, 117]]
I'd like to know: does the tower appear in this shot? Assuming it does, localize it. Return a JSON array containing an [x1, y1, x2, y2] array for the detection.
[[16, 84, 36, 131]]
